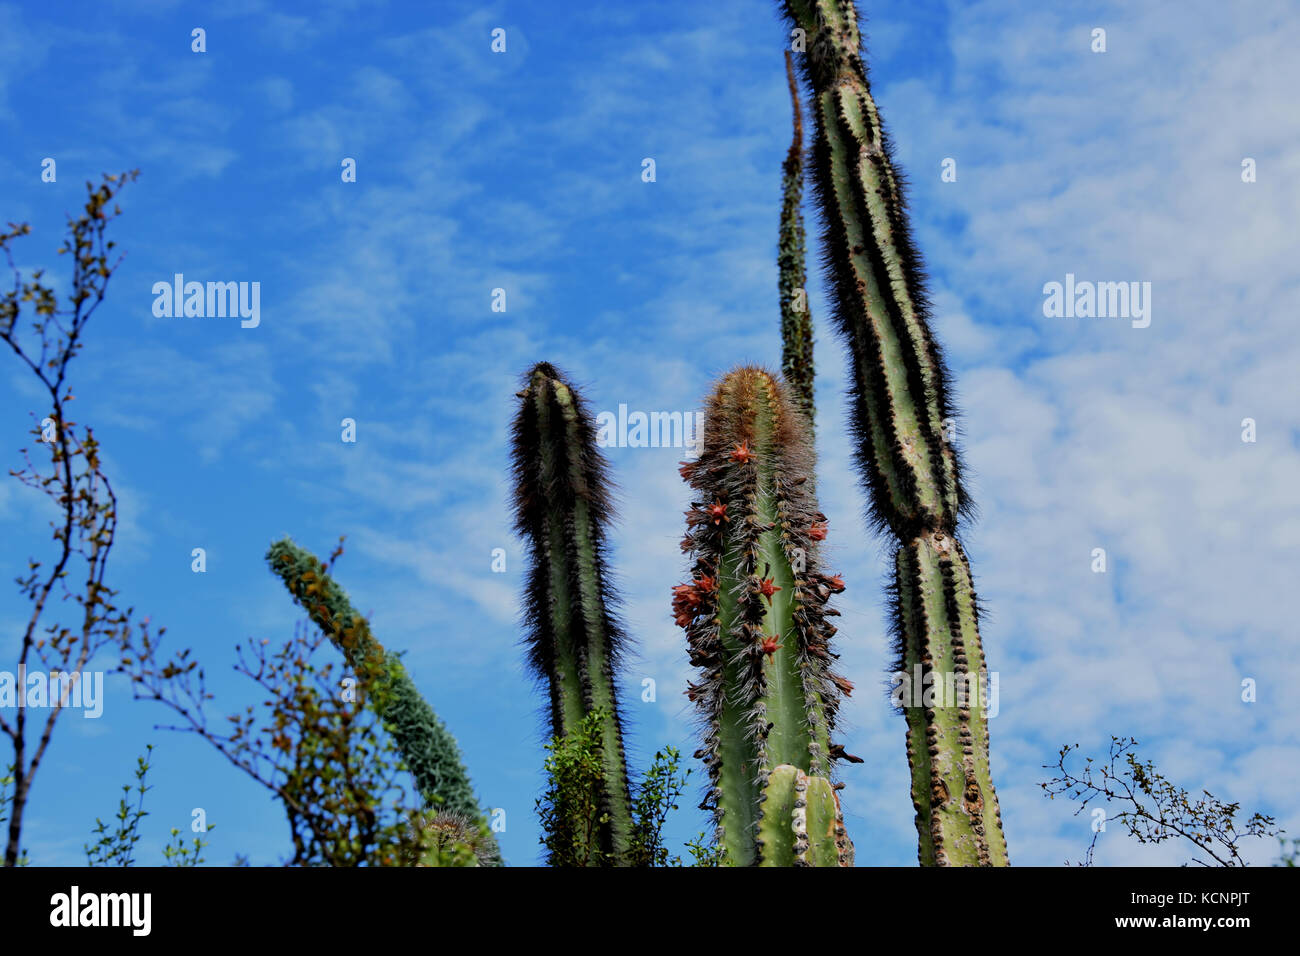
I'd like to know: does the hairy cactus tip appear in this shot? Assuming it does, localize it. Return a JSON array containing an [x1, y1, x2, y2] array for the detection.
[[510, 361, 635, 865]]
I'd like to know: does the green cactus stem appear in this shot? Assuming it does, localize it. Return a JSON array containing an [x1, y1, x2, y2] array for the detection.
[[758, 765, 853, 867], [783, 0, 969, 539], [892, 531, 1007, 866], [780, 0, 1009, 865], [675, 367, 854, 866], [510, 362, 634, 865], [779, 49, 816, 430], [266, 538, 502, 866]]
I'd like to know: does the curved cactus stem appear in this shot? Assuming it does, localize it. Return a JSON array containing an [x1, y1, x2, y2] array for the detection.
[[780, 0, 1008, 865], [511, 362, 634, 865], [265, 538, 503, 866], [782, 0, 969, 539]]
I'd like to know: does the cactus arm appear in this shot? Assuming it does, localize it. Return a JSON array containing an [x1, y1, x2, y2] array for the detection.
[[894, 543, 936, 867], [798, 773, 848, 866], [779, 0, 1008, 864], [779, 48, 816, 429], [758, 764, 852, 867], [946, 538, 1008, 864], [265, 538, 503, 866], [678, 368, 852, 866], [511, 363, 634, 864]]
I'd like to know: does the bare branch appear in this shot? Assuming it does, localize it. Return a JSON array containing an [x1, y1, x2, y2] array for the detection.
[[1041, 736, 1279, 867]]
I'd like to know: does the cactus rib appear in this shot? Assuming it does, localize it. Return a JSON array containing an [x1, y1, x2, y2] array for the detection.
[[892, 532, 1007, 865]]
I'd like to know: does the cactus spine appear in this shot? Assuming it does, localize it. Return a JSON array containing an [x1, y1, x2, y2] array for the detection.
[[676, 367, 852, 866], [780, 0, 1009, 865], [510, 362, 634, 865], [266, 539, 503, 865], [779, 49, 815, 430]]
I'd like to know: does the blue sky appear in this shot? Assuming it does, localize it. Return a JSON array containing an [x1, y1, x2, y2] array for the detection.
[[2, 0, 1297, 866]]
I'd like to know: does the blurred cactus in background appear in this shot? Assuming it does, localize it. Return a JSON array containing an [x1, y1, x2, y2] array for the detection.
[[267, 539, 502, 866]]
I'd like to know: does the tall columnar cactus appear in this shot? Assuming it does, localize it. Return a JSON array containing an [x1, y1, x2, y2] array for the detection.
[[779, 0, 1009, 865], [779, 49, 816, 430], [266, 539, 502, 866], [675, 367, 853, 866], [510, 362, 634, 865]]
